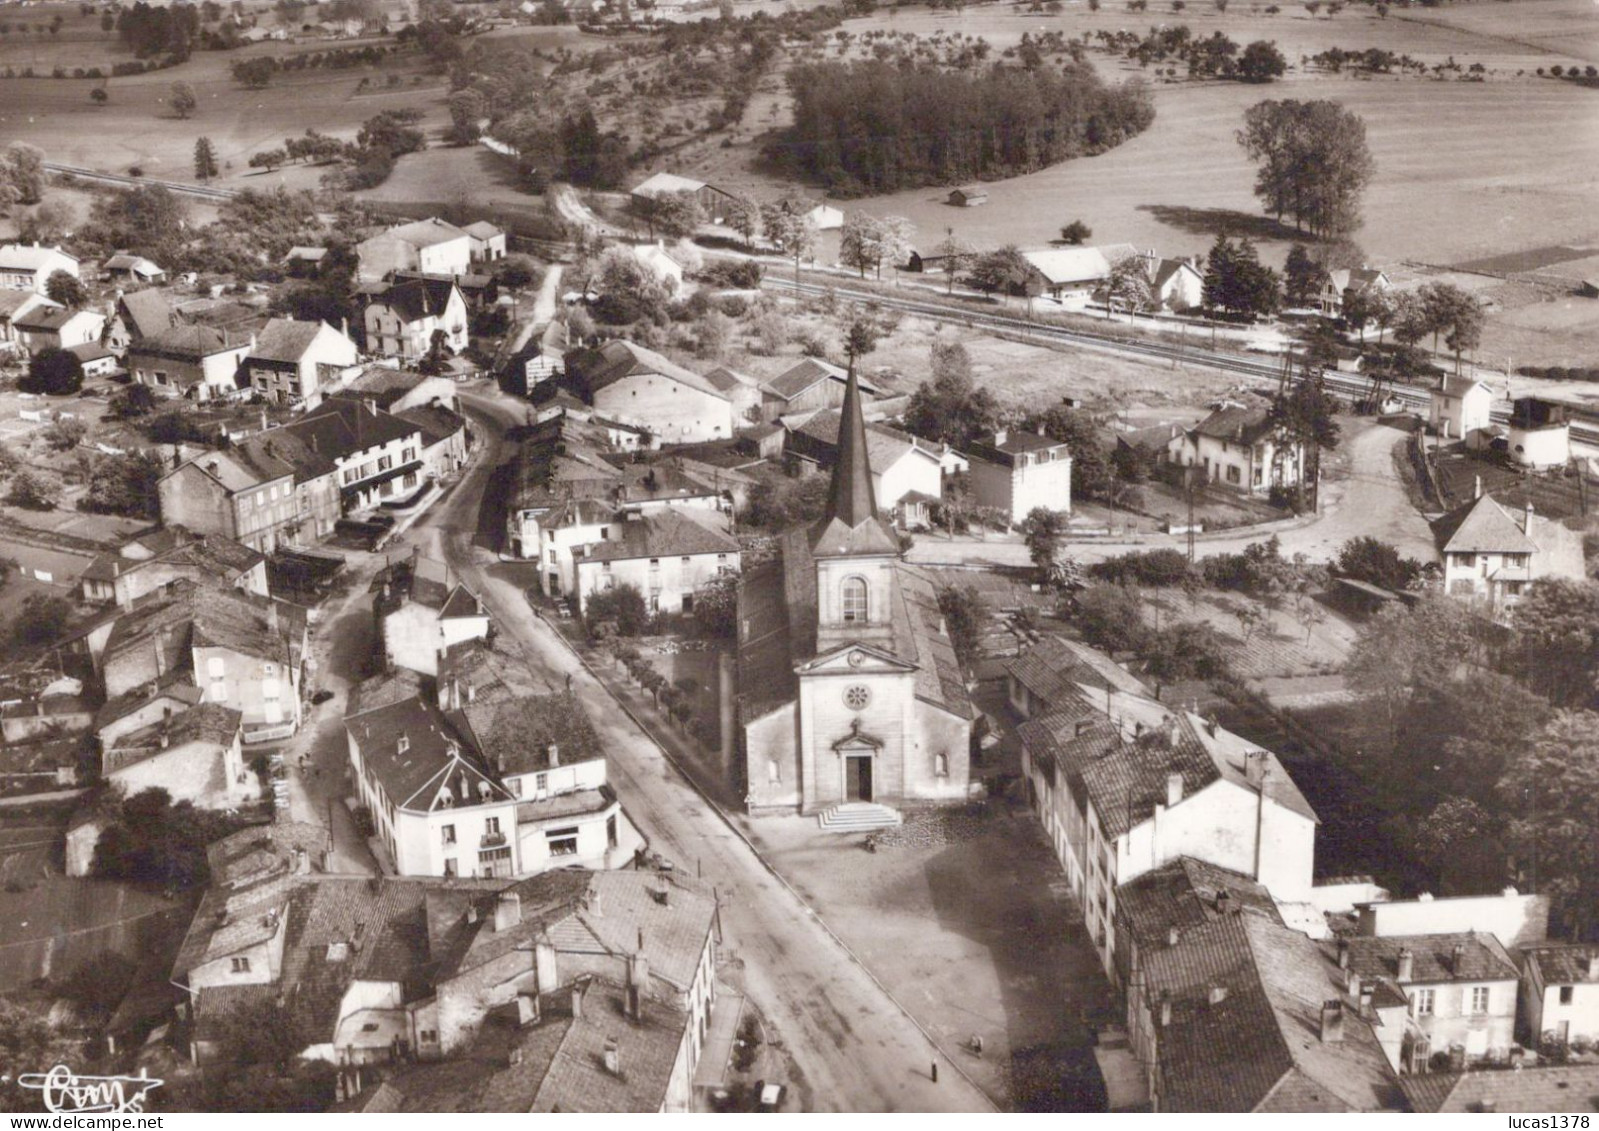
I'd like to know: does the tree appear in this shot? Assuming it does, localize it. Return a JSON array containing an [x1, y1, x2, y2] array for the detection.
[[937, 584, 988, 671], [1236, 99, 1375, 238], [18, 199, 76, 245], [1346, 594, 1482, 752], [1269, 365, 1341, 503], [586, 583, 650, 636], [759, 202, 817, 283], [1060, 219, 1092, 244], [1145, 620, 1228, 683], [636, 189, 703, 241], [969, 244, 1033, 301], [249, 147, 288, 173], [169, 80, 197, 119], [194, 135, 219, 181], [1336, 536, 1421, 590], [6, 469, 56, 510], [90, 85, 108, 105], [1201, 234, 1280, 319], [59, 951, 138, 1018], [21, 347, 84, 395], [903, 357, 1002, 451], [43, 415, 87, 451], [723, 193, 761, 250], [1509, 579, 1599, 708], [1237, 39, 1286, 82], [44, 269, 87, 308], [841, 309, 879, 376], [445, 89, 485, 146], [1102, 254, 1155, 316], [1021, 506, 1070, 578], [82, 451, 164, 519], [1029, 403, 1112, 499], [232, 55, 276, 88], [1416, 797, 1506, 895], [839, 211, 882, 279], [87, 183, 188, 263], [1076, 584, 1148, 653], [1283, 243, 1320, 308], [693, 572, 739, 638], [933, 231, 976, 294], [11, 593, 72, 645], [1, 142, 45, 205], [1497, 710, 1599, 938]]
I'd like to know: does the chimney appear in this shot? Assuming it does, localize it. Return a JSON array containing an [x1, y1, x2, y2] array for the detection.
[[548, 743, 559, 767], [1036, 421, 1046, 437], [571, 975, 590, 1020], [1523, 500, 1534, 534], [590, 887, 602, 918], [494, 891, 522, 932], [1158, 991, 1172, 1027], [466, 902, 478, 925], [1320, 1000, 1345, 1043], [1359, 983, 1373, 1016], [1167, 925, 1180, 947], [1245, 750, 1267, 788], [602, 1037, 621, 1076], [993, 428, 1008, 446], [1451, 942, 1467, 973], [267, 601, 280, 635], [1397, 947, 1415, 983], [1586, 953, 1599, 982], [1166, 772, 1183, 807], [1480, 1101, 1498, 1115], [1164, 716, 1179, 748], [1337, 939, 1350, 969], [534, 940, 558, 991], [1346, 967, 1361, 998], [627, 952, 649, 1022], [1214, 889, 1231, 917], [1208, 986, 1227, 1005], [516, 992, 540, 1028], [1474, 474, 1483, 500]]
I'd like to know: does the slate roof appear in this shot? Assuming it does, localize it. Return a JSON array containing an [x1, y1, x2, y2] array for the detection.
[[396, 404, 465, 447], [366, 276, 461, 323], [460, 692, 604, 778], [380, 217, 470, 249], [1191, 404, 1277, 446], [630, 171, 706, 196], [249, 318, 337, 364], [279, 397, 420, 464], [1524, 942, 1599, 987], [1430, 493, 1540, 555], [117, 289, 176, 339], [968, 427, 1069, 467], [579, 510, 738, 563], [572, 340, 729, 402], [345, 687, 508, 812], [759, 357, 861, 401], [108, 703, 241, 770], [82, 527, 263, 585], [1343, 932, 1519, 986], [1400, 1065, 1599, 1113], [130, 323, 248, 363], [1117, 857, 1282, 952], [1145, 914, 1402, 1112]]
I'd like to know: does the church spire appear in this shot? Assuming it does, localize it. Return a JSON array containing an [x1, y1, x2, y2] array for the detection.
[[825, 367, 878, 527]]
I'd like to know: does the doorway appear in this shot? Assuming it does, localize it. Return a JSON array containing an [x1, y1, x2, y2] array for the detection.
[[845, 754, 873, 802]]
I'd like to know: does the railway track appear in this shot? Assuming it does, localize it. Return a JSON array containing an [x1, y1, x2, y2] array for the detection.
[[762, 276, 1599, 447], [45, 162, 239, 202]]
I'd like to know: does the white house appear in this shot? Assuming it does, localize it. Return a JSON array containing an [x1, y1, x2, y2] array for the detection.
[[128, 325, 254, 402], [104, 702, 254, 808], [462, 220, 507, 264], [244, 318, 360, 407], [1167, 402, 1304, 495], [570, 340, 736, 443], [0, 243, 79, 294], [528, 496, 617, 599], [278, 398, 425, 515], [628, 242, 686, 292], [574, 510, 739, 617], [1520, 943, 1599, 1051], [1148, 257, 1204, 312], [0, 291, 52, 350], [1430, 377, 1493, 440], [361, 277, 468, 364], [1319, 266, 1391, 318], [786, 410, 947, 527], [1507, 396, 1572, 471], [356, 218, 472, 283], [1019, 698, 1317, 980], [372, 553, 490, 678], [14, 306, 105, 356], [966, 427, 1073, 525], [1431, 492, 1587, 615]]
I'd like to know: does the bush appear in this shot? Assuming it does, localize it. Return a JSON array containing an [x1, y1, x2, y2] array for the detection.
[[20, 348, 84, 395], [586, 583, 650, 636], [1516, 365, 1599, 382], [1336, 535, 1421, 590], [6, 469, 56, 510], [718, 295, 749, 318], [700, 259, 763, 289], [1089, 548, 1195, 588], [43, 415, 87, 451], [1075, 585, 1148, 653], [11, 593, 73, 646]]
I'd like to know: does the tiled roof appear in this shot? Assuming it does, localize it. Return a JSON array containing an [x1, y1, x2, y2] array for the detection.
[[1191, 405, 1276, 446], [250, 317, 335, 364], [166, 445, 294, 493], [1343, 932, 1519, 985], [1524, 942, 1599, 987], [529, 982, 688, 1112], [279, 397, 420, 464], [1146, 915, 1402, 1112], [1003, 636, 1112, 705], [117, 289, 175, 339], [83, 528, 262, 585], [396, 404, 464, 446], [105, 253, 163, 275], [366, 276, 461, 323], [1431, 494, 1540, 555], [461, 692, 604, 778], [108, 702, 241, 769], [205, 821, 330, 887], [571, 340, 729, 402], [379, 217, 469, 249], [463, 220, 503, 240], [342, 365, 433, 407], [190, 587, 307, 666], [92, 682, 203, 735], [1117, 857, 1282, 952], [631, 171, 705, 196], [702, 365, 755, 394], [345, 688, 507, 812], [1400, 1065, 1599, 1113], [760, 357, 849, 401], [579, 510, 738, 563], [131, 323, 247, 362], [171, 872, 298, 978]]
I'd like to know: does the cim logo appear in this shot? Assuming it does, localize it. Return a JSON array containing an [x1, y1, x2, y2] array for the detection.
[[15, 1066, 164, 1114]]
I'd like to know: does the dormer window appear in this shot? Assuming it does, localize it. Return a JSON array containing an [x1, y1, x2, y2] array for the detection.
[[842, 576, 868, 623]]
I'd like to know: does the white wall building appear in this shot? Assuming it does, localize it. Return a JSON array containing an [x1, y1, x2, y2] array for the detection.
[[966, 427, 1073, 525]]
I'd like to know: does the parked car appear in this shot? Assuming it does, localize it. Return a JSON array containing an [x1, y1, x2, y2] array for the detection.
[[755, 1081, 786, 1112]]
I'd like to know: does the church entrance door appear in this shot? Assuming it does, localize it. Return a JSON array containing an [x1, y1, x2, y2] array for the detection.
[[845, 754, 873, 802]]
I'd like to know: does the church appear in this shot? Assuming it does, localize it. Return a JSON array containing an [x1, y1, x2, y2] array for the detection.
[[737, 369, 974, 817]]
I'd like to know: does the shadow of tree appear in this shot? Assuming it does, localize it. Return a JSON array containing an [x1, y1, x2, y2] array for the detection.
[[1137, 204, 1304, 244]]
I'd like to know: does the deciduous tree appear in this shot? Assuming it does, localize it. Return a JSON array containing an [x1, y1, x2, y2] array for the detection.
[[169, 80, 197, 119], [44, 269, 87, 308]]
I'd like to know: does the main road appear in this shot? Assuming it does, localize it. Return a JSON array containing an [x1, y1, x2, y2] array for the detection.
[[403, 384, 995, 1114]]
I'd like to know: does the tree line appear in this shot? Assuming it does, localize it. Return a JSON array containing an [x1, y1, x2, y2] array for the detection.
[[775, 58, 1155, 195]]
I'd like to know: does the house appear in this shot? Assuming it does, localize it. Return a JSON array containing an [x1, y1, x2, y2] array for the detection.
[[337, 364, 458, 414], [573, 510, 739, 617], [1430, 492, 1586, 614], [1018, 687, 1317, 978], [628, 172, 734, 221], [1167, 403, 1304, 495], [128, 324, 254, 402], [1148, 257, 1205, 312], [243, 318, 359, 407], [801, 201, 844, 231], [0, 243, 79, 294], [106, 289, 175, 353], [946, 186, 988, 207], [1401, 1065, 1599, 1113], [567, 340, 735, 443], [1506, 396, 1571, 470], [966, 427, 1073, 525], [80, 525, 267, 609], [158, 445, 299, 554], [68, 342, 118, 377], [525, 497, 615, 599], [0, 291, 52, 350], [739, 371, 974, 817], [1023, 246, 1114, 299], [104, 702, 253, 808], [626, 242, 685, 292], [345, 664, 633, 879], [361, 276, 468, 364], [1318, 267, 1391, 318], [1352, 888, 1550, 950], [1519, 943, 1599, 1050], [397, 403, 470, 483], [757, 357, 880, 422], [93, 682, 205, 750], [462, 220, 507, 264], [284, 246, 327, 272], [504, 414, 627, 561], [1003, 636, 1135, 721], [0, 694, 94, 744], [786, 410, 947, 527], [277, 398, 426, 515], [702, 364, 762, 426], [232, 428, 342, 543], [1343, 932, 1520, 1069], [103, 253, 166, 285], [1134, 913, 1403, 1112], [1429, 377, 1493, 440], [356, 218, 472, 283], [372, 553, 489, 677], [14, 305, 105, 356], [390, 269, 498, 313]]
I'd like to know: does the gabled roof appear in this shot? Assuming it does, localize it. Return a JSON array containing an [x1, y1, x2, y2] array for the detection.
[[701, 364, 756, 394], [1189, 404, 1277, 446], [572, 340, 729, 402], [279, 397, 421, 464], [365, 276, 462, 324], [1400, 1065, 1599, 1113], [345, 686, 509, 812], [630, 171, 706, 196], [0, 243, 78, 271], [1431, 493, 1540, 555], [375, 217, 470, 250], [108, 703, 242, 770], [460, 692, 604, 778], [82, 526, 263, 585], [1436, 375, 1490, 399], [396, 404, 465, 446], [1003, 636, 1114, 705], [758, 356, 873, 401], [0, 291, 48, 320], [1152, 257, 1202, 290], [117, 289, 176, 339], [1117, 857, 1283, 953], [15, 305, 96, 331], [234, 428, 338, 485], [462, 220, 504, 240], [1022, 246, 1112, 285], [579, 510, 738, 564], [105, 253, 164, 275], [249, 318, 344, 364], [1344, 931, 1519, 987], [130, 323, 249, 364], [1523, 942, 1599, 987]]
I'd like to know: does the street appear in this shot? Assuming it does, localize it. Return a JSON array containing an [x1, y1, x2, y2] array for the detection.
[[302, 382, 996, 1112]]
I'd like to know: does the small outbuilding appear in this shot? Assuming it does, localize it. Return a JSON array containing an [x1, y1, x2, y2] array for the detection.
[[947, 186, 988, 207]]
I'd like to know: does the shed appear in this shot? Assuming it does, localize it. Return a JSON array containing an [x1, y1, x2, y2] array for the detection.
[[947, 187, 988, 208]]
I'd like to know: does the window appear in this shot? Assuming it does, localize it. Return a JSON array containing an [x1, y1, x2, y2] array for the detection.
[[378, 455, 393, 473], [1471, 986, 1490, 1014], [442, 824, 456, 845], [841, 576, 869, 623], [1560, 985, 1575, 1005], [1226, 465, 1242, 485], [767, 759, 780, 784], [935, 753, 949, 778], [548, 549, 557, 565], [681, 556, 692, 565], [547, 826, 579, 856], [420, 1030, 439, 1044], [1410, 989, 1435, 1017], [443, 859, 457, 878], [231, 957, 251, 973], [485, 816, 501, 835], [535, 772, 548, 793], [843, 685, 871, 711], [511, 778, 523, 797], [649, 558, 660, 568]]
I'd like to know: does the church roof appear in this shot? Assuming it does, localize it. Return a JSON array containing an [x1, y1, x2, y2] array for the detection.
[[809, 368, 899, 558]]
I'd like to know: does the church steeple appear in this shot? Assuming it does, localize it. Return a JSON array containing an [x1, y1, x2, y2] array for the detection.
[[826, 368, 878, 528]]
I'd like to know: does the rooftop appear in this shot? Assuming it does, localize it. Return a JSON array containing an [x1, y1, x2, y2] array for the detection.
[[0, 243, 78, 271], [1342, 931, 1519, 985], [580, 510, 738, 564], [1400, 1065, 1599, 1113], [345, 686, 507, 812], [374, 217, 470, 250], [460, 692, 605, 779], [569, 340, 730, 403], [249, 318, 344, 364]]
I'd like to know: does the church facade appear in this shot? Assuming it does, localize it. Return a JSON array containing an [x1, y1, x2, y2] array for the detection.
[[738, 370, 974, 815]]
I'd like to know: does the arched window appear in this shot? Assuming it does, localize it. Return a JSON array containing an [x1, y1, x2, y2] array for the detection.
[[841, 576, 868, 624]]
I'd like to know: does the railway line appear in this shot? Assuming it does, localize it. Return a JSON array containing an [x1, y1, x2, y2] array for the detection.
[[44, 162, 239, 202]]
